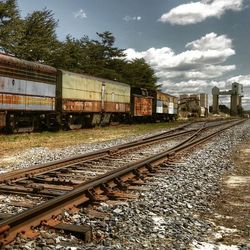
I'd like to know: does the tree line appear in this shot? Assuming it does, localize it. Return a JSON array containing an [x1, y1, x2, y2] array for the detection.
[[0, 0, 158, 89]]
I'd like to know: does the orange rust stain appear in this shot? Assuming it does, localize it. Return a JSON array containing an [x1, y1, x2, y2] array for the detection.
[[134, 96, 152, 116], [63, 100, 101, 112], [0, 94, 54, 107]]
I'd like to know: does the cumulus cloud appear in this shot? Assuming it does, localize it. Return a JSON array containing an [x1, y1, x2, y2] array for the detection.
[[227, 74, 250, 87], [74, 9, 87, 19], [124, 32, 250, 109], [123, 16, 142, 22], [185, 32, 233, 51], [159, 79, 228, 96], [159, 0, 244, 25], [125, 33, 235, 85], [124, 32, 242, 106]]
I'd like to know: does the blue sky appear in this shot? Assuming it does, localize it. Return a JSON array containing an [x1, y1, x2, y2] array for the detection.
[[17, 0, 250, 109]]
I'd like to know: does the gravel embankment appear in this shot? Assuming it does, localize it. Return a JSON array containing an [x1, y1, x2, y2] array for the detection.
[[4, 121, 250, 250], [0, 128, 178, 173]]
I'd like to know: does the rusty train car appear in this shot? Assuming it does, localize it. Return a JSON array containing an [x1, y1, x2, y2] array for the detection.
[[56, 70, 131, 129], [0, 54, 178, 132], [0, 53, 57, 133], [130, 87, 153, 121], [149, 90, 178, 121]]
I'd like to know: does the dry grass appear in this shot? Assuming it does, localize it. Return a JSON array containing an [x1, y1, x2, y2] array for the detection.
[[0, 121, 184, 157]]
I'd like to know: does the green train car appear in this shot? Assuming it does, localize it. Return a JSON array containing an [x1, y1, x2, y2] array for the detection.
[[56, 70, 131, 129]]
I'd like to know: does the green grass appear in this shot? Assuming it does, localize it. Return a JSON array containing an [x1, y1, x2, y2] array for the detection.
[[0, 121, 184, 157]]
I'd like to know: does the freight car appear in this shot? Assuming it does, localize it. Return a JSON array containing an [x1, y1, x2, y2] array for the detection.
[[130, 87, 153, 122], [0, 53, 58, 133], [0, 54, 179, 133], [56, 70, 131, 129], [149, 90, 178, 121]]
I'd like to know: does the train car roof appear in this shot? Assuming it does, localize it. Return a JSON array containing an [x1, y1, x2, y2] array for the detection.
[[157, 90, 177, 98], [58, 69, 131, 88], [0, 53, 57, 74]]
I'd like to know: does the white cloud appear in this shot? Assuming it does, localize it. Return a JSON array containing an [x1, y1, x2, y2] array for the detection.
[[74, 9, 87, 19], [159, 0, 244, 25], [123, 16, 142, 22], [227, 74, 250, 87], [185, 32, 232, 51], [125, 33, 235, 85], [124, 32, 250, 109], [124, 32, 241, 106]]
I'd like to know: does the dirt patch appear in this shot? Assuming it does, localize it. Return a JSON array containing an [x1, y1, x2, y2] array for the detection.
[[205, 141, 250, 246], [226, 176, 250, 187]]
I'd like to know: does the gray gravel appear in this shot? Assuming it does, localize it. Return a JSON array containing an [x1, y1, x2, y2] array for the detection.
[[0, 127, 181, 173], [3, 120, 250, 250]]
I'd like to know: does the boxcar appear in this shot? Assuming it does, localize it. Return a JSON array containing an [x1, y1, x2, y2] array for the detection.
[[149, 90, 178, 121], [130, 88, 153, 122], [0, 53, 57, 132], [56, 70, 130, 128]]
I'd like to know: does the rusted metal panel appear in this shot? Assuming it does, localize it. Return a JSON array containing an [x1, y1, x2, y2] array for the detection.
[[60, 70, 131, 113], [104, 102, 130, 113], [62, 99, 101, 112], [133, 96, 152, 116], [157, 91, 170, 102], [0, 54, 57, 85], [0, 112, 6, 128], [156, 92, 169, 114], [156, 91, 178, 115], [0, 94, 55, 111], [0, 54, 57, 112], [0, 53, 57, 75], [104, 81, 130, 113]]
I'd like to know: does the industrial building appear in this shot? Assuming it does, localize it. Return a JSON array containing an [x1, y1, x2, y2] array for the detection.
[[179, 93, 208, 118]]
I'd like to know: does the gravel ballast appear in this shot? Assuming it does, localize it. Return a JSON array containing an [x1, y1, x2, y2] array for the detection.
[[3, 121, 250, 250]]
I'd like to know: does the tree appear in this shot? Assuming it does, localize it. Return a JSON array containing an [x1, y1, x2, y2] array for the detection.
[[121, 58, 158, 90], [53, 31, 126, 81], [0, 0, 23, 54], [16, 8, 59, 63], [53, 32, 158, 89], [0, 2, 158, 90], [52, 35, 86, 70], [81, 31, 125, 79]]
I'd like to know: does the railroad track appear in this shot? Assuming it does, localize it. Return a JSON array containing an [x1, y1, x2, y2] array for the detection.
[[0, 120, 234, 198], [0, 119, 245, 246], [0, 119, 234, 186]]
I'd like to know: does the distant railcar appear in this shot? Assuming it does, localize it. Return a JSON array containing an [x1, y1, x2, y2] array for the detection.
[[56, 70, 131, 129], [130, 88, 153, 121], [149, 90, 178, 121], [0, 53, 57, 133]]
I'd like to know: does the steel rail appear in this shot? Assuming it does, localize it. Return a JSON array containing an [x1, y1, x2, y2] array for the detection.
[[0, 123, 193, 183], [0, 120, 234, 184], [0, 119, 245, 246]]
